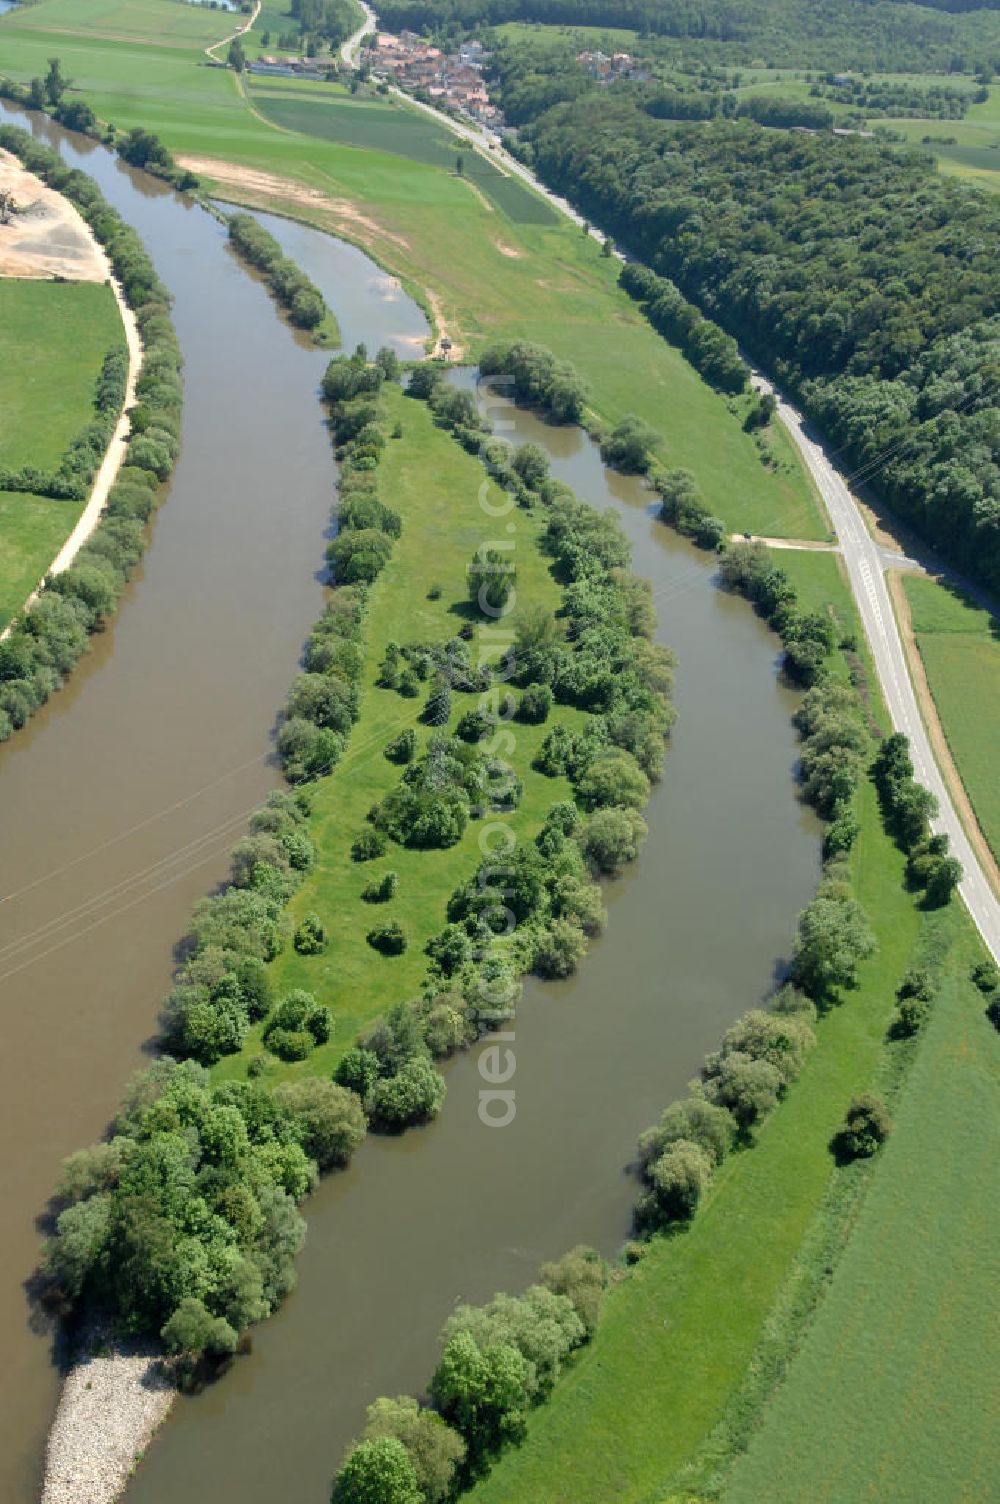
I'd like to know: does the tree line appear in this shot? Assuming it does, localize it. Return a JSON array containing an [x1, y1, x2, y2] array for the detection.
[[228, 214, 329, 332]]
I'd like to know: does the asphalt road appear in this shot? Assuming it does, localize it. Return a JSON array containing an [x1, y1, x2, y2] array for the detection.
[[759, 381, 1000, 964], [360, 21, 1000, 964]]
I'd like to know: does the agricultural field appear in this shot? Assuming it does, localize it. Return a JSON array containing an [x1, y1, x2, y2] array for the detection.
[[0, 0, 826, 541], [469, 550, 969, 1503], [1, 0, 237, 48], [0, 277, 123, 626], [901, 573, 1000, 870], [214, 381, 585, 1081], [724, 910, 1000, 1504], [247, 79, 559, 223]]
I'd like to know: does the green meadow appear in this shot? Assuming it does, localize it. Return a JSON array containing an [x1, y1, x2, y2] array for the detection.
[[214, 382, 585, 1083], [0, 277, 123, 626], [469, 550, 963, 1502], [902, 573, 1000, 869], [0, 0, 825, 540], [724, 909, 1000, 1504]]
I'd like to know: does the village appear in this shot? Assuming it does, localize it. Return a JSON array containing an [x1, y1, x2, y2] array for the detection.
[[360, 32, 504, 131]]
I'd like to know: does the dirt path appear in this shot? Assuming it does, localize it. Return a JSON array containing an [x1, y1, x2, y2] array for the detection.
[[886, 570, 1000, 899], [730, 532, 840, 552], [0, 157, 143, 639], [205, 0, 261, 63]]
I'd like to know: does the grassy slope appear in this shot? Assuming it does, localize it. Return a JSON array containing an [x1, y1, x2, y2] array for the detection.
[[0, 0, 825, 540], [215, 382, 586, 1084], [724, 909, 1000, 1504], [901, 573, 1000, 870], [0, 277, 123, 627]]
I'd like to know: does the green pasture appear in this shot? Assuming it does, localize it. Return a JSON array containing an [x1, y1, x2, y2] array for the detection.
[[0, 277, 123, 625], [214, 382, 585, 1083], [2, 0, 234, 47], [724, 911, 1000, 1504], [902, 572, 1000, 868], [247, 79, 558, 223], [0, 491, 85, 630]]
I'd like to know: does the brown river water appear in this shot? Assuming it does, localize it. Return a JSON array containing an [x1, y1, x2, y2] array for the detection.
[[0, 104, 818, 1504]]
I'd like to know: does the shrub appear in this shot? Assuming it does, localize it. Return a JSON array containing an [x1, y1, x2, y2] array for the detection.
[[972, 960, 999, 994], [331, 1437, 423, 1504], [367, 1058, 446, 1131], [384, 729, 417, 764], [367, 920, 407, 956], [293, 913, 326, 955], [359, 1397, 465, 1502], [273, 1078, 365, 1171], [835, 1094, 891, 1159], [640, 1139, 713, 1227], [263, 989, 332, 1059], [892, 995, 930, 1038], [352, 827, 388, 862], [637, 1096, 734, 1176], [577, 807, 647, 875], [538, 1246, 607, 1337], [533, 919, 587, 979], [516, 684, 552, 724], [468, 547, 516, 617], [362, 871, 398, 903]]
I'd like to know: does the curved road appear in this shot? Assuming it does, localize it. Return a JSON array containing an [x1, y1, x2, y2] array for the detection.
[[353, 18, 1000, 964]]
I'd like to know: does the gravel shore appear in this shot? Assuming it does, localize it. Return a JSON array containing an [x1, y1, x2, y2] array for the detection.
[[42, 1333, 174, 1504]]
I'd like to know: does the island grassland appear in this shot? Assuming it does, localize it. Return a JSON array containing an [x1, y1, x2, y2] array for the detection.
[[214, 379, 586, 1082], [0, 0, 826, 540], [0, 277, 123, 626]]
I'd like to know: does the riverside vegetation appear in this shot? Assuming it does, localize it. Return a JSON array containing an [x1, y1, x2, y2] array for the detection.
[[40, 342, 675, 1386], [0, 126, 182, 744]]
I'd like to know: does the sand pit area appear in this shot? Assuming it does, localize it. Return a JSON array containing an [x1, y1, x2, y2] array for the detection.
[[0, 149, 109, 281]]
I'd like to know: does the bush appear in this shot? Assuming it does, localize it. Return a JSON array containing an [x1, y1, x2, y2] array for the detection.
[[577, 807, 647, 876], [367, 920, 407, 955], [384, 729, 417, 764], [367, 1058, 446, 1131], [359, 1395, 465, 1504], [637, 1096, 734, 1176], [538, 1246, 607, 1337], [516, 685, 552, 724], [468, 547, 516, 617], [273, 1078, 365, 1171], [293, 913, 326, 955], [640, 1139, 713, 1227], [352, 827, 388, 862], [362, 871, 398, 903], [334, 1046, 381, 1099], [263, 989, 332, 1059], [835, 1094, 891, 1159], [533, 918, 587, 979], [331, 1437, 423, 1504], [971, 960, 999, 994]]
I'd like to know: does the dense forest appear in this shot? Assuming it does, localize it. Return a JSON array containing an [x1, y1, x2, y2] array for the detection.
[[377, 0, 1000, 72], [490, 80, 1000, 592]]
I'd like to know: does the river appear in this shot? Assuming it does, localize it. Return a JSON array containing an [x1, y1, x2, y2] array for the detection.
[[0, 105, 819, 1504]]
